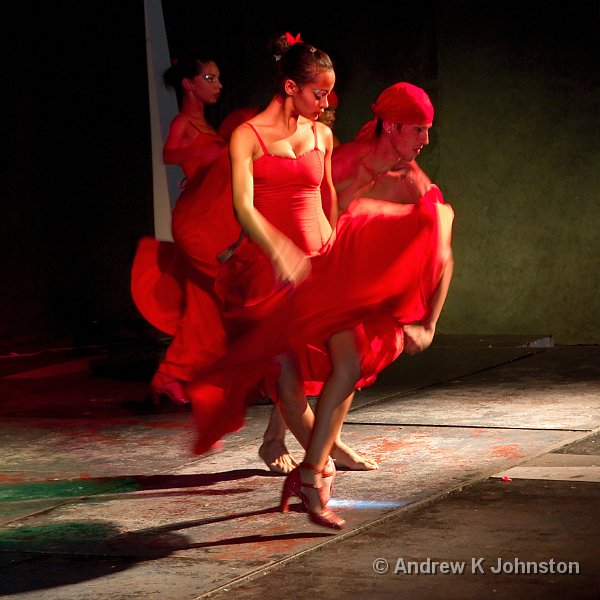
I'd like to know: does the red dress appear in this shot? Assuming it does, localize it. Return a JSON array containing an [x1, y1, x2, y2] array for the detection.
[[187, 124, 454, 454], [130, 145, 241, 380]]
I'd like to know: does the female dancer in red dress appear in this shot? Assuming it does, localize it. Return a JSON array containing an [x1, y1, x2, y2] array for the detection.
[[182, 35, 454, 529], [131, 52, 231, 405], [132, 50, 307, 471], [132, 47, 372, 477]]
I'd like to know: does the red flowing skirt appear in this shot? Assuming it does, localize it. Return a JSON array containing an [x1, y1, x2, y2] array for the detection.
[[188, 188, 453, 454]]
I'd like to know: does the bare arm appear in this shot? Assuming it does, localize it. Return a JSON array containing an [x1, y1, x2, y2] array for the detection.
[[320, 124, 338, 228], [229, 126, 310, 285], [403, 197, 454, 355]]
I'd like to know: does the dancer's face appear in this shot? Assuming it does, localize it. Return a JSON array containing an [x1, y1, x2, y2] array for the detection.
[[292, 69, 336, 121], [188, 61, 223, 104], [387, 122, 431, 161], [318, 106, 336, 129]]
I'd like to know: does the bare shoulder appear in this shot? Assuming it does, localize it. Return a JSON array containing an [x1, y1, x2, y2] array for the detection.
[[168, 113, 188, 132], [230, 121, 256, 143], [332, 141, 369, 182], [373, 160, 432, 203], [170, 112, 186, 125], [314, 120, 332, 138], [230, 122, 259, 158], [407, 160, 429, 177], [407, 161, 432, 189], [313, 121, 333, 151]]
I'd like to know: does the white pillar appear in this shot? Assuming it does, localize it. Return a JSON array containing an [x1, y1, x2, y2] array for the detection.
[[143, 0, 181, 241]]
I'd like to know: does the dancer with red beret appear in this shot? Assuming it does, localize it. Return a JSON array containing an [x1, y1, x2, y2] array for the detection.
[[271, 81, 453, 471]]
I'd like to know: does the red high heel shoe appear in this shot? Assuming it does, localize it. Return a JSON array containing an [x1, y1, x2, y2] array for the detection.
[[280, 462, 345, 530], [150, 372, 190, 406]]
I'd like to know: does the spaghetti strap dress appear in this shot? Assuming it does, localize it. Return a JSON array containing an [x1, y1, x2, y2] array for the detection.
[[187, 123, 454, 454]]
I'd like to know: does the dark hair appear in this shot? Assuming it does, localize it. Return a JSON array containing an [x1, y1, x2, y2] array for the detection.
[[163, 52, 217, 106], [269, 33, 333, 95]]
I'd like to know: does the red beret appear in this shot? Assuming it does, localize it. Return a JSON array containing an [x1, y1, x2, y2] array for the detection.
[[355, 82, 433, 142], [371, 82, 433, 123]]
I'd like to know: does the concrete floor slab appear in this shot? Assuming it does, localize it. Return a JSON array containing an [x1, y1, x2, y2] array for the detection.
[[494, 466, 600, 483], [347, 347, 600, 430], [220, 477, 600, 600], [0, 414, 197, 478], [350, 344, 544, 409], [552, 431, 600, 455], [345, 389, 600, 430]]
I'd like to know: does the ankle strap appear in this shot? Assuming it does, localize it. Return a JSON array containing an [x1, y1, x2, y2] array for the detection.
[[300, 461, 325, 474]]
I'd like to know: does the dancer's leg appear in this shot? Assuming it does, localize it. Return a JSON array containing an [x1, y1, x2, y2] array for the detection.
[[269, 348, 378, 472], [274, 352, 315, 449], [300, 330, 361, 514]]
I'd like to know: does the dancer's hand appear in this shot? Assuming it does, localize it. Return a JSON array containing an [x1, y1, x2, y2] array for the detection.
[[403, 323, 435, 355], [272, 238, 311, 287]]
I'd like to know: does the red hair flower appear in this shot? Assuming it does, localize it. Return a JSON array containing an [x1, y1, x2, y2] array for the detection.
[[285, 32, 303, 45]]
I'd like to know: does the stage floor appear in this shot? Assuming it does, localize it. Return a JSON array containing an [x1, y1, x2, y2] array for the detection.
[[1, 335, 599, 598]]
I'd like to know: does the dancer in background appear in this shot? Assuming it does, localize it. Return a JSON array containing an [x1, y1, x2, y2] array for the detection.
[[131, 51, 232, 406], [317, 88, 341, 147], [161, 52, 226, 187]]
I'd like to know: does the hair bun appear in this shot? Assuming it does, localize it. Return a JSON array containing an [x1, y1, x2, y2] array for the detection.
[[270, 32, 302, 61]]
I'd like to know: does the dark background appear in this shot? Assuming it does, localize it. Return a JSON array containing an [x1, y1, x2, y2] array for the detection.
[[2, 0, 599, 353]]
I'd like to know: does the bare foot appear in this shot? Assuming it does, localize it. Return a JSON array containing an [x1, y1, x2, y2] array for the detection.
[[332, 441, 379, 470], [258, 439, 299, 475]]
